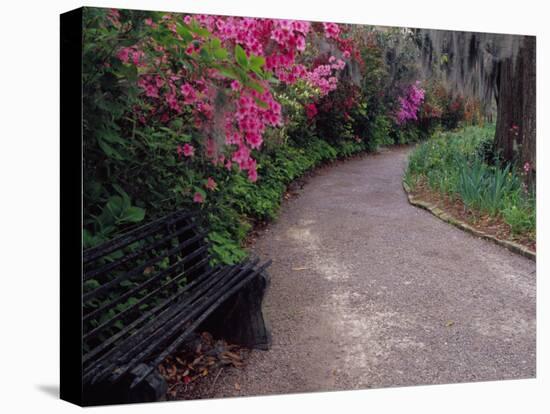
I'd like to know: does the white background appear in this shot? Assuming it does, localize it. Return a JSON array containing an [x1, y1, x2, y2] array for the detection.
[[0, 0, 548, 412]]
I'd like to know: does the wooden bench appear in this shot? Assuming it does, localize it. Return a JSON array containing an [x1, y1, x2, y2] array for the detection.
[[82, 209, 271, 405]]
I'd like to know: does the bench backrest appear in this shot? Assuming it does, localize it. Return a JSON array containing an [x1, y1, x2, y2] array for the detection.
[[82, 210, 210, 382]]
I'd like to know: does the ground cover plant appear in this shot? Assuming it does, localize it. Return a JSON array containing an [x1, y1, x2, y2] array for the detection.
[[404, 124, 535, 245]]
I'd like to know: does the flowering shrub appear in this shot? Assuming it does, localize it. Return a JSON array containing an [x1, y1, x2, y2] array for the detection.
[[111, 12, 352, 186], [82, 8, 470, 262], [396, 82, 425, 124]]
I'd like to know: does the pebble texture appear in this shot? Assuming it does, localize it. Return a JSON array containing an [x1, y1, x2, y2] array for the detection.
[[198, 146, 536, 399]]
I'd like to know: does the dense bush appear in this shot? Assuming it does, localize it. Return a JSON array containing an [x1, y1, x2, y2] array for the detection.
[[405, 125, 535, 237]]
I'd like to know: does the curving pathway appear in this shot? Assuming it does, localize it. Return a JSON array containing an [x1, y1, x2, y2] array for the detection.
[[200, 146, 535, 398]]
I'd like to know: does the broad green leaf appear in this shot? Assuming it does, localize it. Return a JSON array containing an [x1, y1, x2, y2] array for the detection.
[[124, 206, 146, 223], [119, 63, 137, 82], [209, 38, 222, 50], [213, 47, 228, 60], [216, 66, 240, 80], [176, 23, 193, 43], [97, 138, 123, 160], [188, 22, 210, 38], [245, 80, 264, 94], [234, 44, 248, 69], [84, 279, 100, 291], [249, 55, 265, 72]]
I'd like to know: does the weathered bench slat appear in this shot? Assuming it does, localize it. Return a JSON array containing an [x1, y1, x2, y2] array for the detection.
[[129, 260, 272, 388], [108, 263, 260, 385], [95, 264, 246, 384], [83, 258, 214, 366], [84, 221, 199, 281], [83, 240, 208, 327], [83, 265, 226, 385], [83, 243, 209, 341], [83, 210, 195, 264], [83, 234, 207, 303], [83, 250, 208, 325]]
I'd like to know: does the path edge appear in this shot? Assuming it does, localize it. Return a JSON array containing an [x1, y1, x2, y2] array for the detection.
[[402, 181, 536, 261]]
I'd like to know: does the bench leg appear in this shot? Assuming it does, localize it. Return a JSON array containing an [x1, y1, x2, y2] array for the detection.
[[201, 270, 271, 350], [83, 364, 167, 405]]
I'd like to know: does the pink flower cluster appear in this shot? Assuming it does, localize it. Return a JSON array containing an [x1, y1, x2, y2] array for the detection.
[[396, 82, 425, 125], [117, 47, 145, 66], [305, 103, 318, 120], [322, 22, 341, 39], [177, 143, 195, 159], [305, 56, 345, 95], [222, 87, 282, 181], [115, 11, 350, 189]]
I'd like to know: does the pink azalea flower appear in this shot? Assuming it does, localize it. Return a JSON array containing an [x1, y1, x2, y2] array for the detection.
[[180, 83, 197, 104], [245, 133, 263, 149], [193, 192, 204, 203], [117, 47, 131, 63], [247, 160, 258, 182], [206, 138, 217, 158], [230, 80, 241, 91], [322, 22, 340, 39], [523, 162, 531, 173], [206, 177, 217, 191], [182, 143, 195, 157], [305, 103, 318, 119]]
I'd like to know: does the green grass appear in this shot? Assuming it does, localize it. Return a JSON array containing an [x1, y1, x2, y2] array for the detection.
[[404, 124, 535, 238]]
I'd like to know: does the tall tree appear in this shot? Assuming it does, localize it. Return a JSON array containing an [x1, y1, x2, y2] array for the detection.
[[417, 30, 536, 175], [494, 36, 536, 173]]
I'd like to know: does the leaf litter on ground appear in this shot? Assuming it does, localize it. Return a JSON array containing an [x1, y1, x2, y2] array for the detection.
[[159, 331, 247, 399]]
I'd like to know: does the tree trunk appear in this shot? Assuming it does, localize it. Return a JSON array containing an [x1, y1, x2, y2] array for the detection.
[[494, 36, 536, 181]]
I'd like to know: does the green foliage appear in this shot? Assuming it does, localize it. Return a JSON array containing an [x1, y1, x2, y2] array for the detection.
[[84, 186, 146, 248], [502, 198, 536, 235], [405, 125, 535, 237], [367, 115, 393, 150], [273, 80, 320, 147]]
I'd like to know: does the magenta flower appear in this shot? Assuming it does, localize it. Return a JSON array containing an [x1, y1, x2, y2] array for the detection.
[[322, 22, 340, 39], [396, 82, 425, 125], [205, 138, 217, 158], [193, 192, 204, 203], [230, 80, 241, 91], [523, 162, 531, 173], [206, 177, 217, 191], [180, 83, 197, 104], [248, 168, 258, 183], [177, 143, 194, 159], [247, 159, 258, 182], [305, 103, 318, 120]]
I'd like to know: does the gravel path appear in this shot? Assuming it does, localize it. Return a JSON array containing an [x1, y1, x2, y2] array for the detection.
[[200, 146, 536, 398]]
